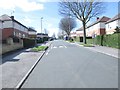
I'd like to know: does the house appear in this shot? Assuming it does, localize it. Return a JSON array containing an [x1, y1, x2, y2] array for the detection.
[[0, 14, 29, 54], [76, 27, 84, 37], [0, 14, 28, 41], [86, 16, 110, 37], [105, 14, 120, 34], [70, 31, 76, 38], [28, 27, 37, 39]]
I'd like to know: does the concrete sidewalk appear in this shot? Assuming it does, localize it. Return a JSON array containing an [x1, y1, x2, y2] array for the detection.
[[1, 41, 51, 88], [75, 42, 119, 59]]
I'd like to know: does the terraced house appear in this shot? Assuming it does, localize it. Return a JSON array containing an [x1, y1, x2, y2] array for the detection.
[[106, 14, 120, 34], [0, 14, 28, 41], [0, 14, 29, 54], [86, 16, 110, 37]]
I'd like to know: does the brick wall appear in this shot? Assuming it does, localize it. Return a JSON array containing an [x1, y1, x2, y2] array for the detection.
[[2, 28, 14, 40], [2, 28, 28, 40]]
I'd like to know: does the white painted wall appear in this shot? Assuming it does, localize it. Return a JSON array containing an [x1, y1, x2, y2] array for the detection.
[[3, 20, 28, 33], [3, 21, 13, 28], [106, 19, 120, 34]]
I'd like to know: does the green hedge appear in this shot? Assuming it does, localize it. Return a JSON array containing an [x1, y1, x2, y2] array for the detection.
[[37, 37, 49, 43], [87, 33, 120, 49], [23, 38, 36, 48]]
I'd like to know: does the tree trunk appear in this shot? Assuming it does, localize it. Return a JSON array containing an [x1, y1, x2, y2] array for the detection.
[[83, 21, 87, 44]]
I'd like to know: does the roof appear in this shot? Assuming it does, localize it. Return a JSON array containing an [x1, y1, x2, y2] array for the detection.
[[106, 13, 120, 24], [76, 27, 83, 31], [28, 28, 37, 32], [87, 16, 110, 28], [0, 14, 28, 29]]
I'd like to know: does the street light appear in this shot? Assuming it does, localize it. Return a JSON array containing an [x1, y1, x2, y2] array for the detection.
[[41, 17, 43, 42], [41, 17, 43, 33]]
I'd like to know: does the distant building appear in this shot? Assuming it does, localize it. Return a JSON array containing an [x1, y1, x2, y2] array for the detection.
[[0, 14, 28, 40], [105, 14, 120, 34], [70, 31, 76, 38], [86, 16, 110, 37], [37, 33, 49, 39], [28, 27, 37, 39]]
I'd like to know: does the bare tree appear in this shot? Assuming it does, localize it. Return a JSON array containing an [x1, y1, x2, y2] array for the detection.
[[59, 0, 105, 44], [59, 17, 76, 38]]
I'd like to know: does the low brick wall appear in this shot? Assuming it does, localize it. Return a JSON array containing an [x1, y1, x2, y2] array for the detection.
[[1, 43, 23, 55]]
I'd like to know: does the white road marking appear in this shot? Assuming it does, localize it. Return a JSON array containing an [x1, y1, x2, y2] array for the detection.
[[64, 46, 67, 48], [53, 46, 57, 48]]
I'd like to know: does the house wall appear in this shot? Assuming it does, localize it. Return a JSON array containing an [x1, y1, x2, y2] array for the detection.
[[1, 40, 23, 55], [3, 21, 13, 28], [2, 20, 28, 40], [2, 28, 14, 40], [76, 30, 83, 37], [106, 19, 120, 34], [87, 22, 106, 36]]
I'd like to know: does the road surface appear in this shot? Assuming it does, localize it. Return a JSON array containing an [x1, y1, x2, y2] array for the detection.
[[22, 40, 118, 88]]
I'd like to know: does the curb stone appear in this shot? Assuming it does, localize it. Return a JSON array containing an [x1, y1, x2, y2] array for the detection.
[[15, 42, 52, 90]]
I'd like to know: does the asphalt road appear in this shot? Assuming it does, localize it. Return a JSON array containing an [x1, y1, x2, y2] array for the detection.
[[22, 40, 118, 88]]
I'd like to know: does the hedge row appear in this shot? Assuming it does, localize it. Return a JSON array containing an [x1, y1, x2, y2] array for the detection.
[[37, 37, 49, 43], [23, 38, 36, 48], [87, 33, 120, 49]]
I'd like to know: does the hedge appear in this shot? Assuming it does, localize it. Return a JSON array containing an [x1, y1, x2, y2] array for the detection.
[[23, 38, 36, 48], [87, 33, 120, 49]]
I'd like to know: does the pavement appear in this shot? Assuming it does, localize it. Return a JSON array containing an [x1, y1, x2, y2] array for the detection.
[[22, 40, 118, 88], [74, 42, 119, 59], [1, 41, 51, 88]]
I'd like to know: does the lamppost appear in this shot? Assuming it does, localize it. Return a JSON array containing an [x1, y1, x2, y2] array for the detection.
[[41, 17, 43, 42], [41, 17, 43, 33]]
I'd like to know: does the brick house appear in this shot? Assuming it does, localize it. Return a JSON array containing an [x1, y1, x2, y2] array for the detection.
[[28, 27, 37, 39], [105, 14, 120, 34], [86, 16, 110, 37], [0, 14, 28, 41]]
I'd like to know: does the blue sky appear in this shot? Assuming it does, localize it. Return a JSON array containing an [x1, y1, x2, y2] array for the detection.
[[0, 0, 119, 37]]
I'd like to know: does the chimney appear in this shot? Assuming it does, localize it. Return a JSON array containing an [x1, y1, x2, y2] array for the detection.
[[97, 17, 99, 20], [10, 16, 14, 20]]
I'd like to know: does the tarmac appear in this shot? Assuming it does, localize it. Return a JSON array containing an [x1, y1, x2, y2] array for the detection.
[[1, 41, 52, 88]]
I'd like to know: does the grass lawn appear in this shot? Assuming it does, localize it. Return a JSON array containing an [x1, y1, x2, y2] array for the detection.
[[31, 46, 48, 52]]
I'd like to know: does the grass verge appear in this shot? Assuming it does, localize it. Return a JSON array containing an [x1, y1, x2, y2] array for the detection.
[[31, 46, 48, 52], [81, 44, 94, 47]]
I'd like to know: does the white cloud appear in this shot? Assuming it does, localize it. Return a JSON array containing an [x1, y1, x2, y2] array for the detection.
[[0, 0, 44, 12]]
